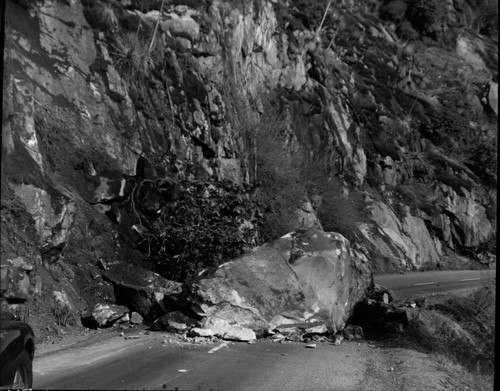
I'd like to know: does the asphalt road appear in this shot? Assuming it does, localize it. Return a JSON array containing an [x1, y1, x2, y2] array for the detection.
[[33, 270, 495, 390], [34, 337, 372, 390], [374, 269, 496, 300]]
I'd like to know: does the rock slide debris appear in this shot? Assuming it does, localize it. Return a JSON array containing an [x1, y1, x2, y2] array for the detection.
[[208, 341, 231, 354]]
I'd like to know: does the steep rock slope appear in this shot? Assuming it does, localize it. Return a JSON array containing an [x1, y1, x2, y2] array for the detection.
[[1, 0, 497, 331]]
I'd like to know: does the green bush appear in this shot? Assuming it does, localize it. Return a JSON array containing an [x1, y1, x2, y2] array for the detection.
[[466, 141, 497, 187], [298, 154, 369, 242], [51, 305, 76, 327], [150, 179, 259, 281], [397, 20, 420, 40], [400, 151, 435, 181], [222, 87, 307, 242], [434, 170, 475, 196], [250, 119, 306, 242], [110, 33, 154, 79], [380, 0, 408, 22], [223, 73, 369, 243], [466, 0, 499, 37], [407, 0, 447, 39], [364, 165, 385, 189], [395, 182, 445, 215], [316, 186, 368, 243]]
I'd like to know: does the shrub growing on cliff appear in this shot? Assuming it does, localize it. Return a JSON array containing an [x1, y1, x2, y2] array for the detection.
[[467, 0, 499, 37], [249, 114, 306, 241], [298, 153, 369, 242], [223, 81, 370, 243], [149, 179, 258, 281], [395, 182, 446, 215], [51, 304, 76, 327], [223, 86, 307, 241], [406, 0, 447, 39], [380, 0, 408, 22], [111, 33, 154, 79], [466, 140, 497, 187], [397, 20, 420, 40]]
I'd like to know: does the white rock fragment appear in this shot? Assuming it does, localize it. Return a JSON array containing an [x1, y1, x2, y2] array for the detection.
[[207, 341, 230, 354], [305, 324, 328, 334], [222, 326, 256, 342], [334, 334, 344, 345]]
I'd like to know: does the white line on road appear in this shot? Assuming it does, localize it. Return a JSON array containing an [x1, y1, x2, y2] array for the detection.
[[413, 282, 437, 286], [459, 278, 481, 282]]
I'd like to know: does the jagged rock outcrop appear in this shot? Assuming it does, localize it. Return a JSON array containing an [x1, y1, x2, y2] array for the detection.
[[187, 229, 372, 334], [1, 0, 496, 332], [362, 201, 440, 270]]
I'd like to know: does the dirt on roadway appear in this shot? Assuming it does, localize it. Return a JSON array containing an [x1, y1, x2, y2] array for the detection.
[[33, 326, 464, 391]]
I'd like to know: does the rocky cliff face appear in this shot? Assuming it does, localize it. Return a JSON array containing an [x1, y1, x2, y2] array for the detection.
[[1, 0, 497, 333]]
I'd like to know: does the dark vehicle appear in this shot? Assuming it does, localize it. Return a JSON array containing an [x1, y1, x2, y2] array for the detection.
[[0, 311, 35, 389]]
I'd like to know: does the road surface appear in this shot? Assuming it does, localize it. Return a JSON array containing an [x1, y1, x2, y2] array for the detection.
[[33, 270, 494, 390], [374, 269, 495, 300], [34, 336, 373, 390]]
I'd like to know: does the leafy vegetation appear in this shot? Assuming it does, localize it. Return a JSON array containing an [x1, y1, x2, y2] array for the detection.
[[380, 0, 499, 41], [396, 20, 420, 40], [406, 0, 447, 39], [51, 304, 76, 327], [418, 104, 497, 189], [111, 33, 154, 79], [148, 179, 259, 281], [395, 182, 446, 216], [379, 0, 408, 22], [223, 82, 369, 244], [274, 0, 332, 31], [466, 140, 497, 187], [298, 154, 369, 242]]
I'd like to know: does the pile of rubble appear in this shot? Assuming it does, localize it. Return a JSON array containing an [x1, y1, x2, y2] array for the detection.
[[81, 229, 375, 345], [80, 231, 431, 348]]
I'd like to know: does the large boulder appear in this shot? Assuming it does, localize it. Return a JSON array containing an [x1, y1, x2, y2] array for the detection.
[[186, 229, 372, 334], [103, 263, 183, 323], [89, 303, 130, 328], [0, 266, 31, 303]]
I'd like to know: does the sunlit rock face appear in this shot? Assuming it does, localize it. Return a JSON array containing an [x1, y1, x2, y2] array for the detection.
[[1, 0, 496, 328], [364, 201, 440, 270], [187, 229, 372, 334]]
